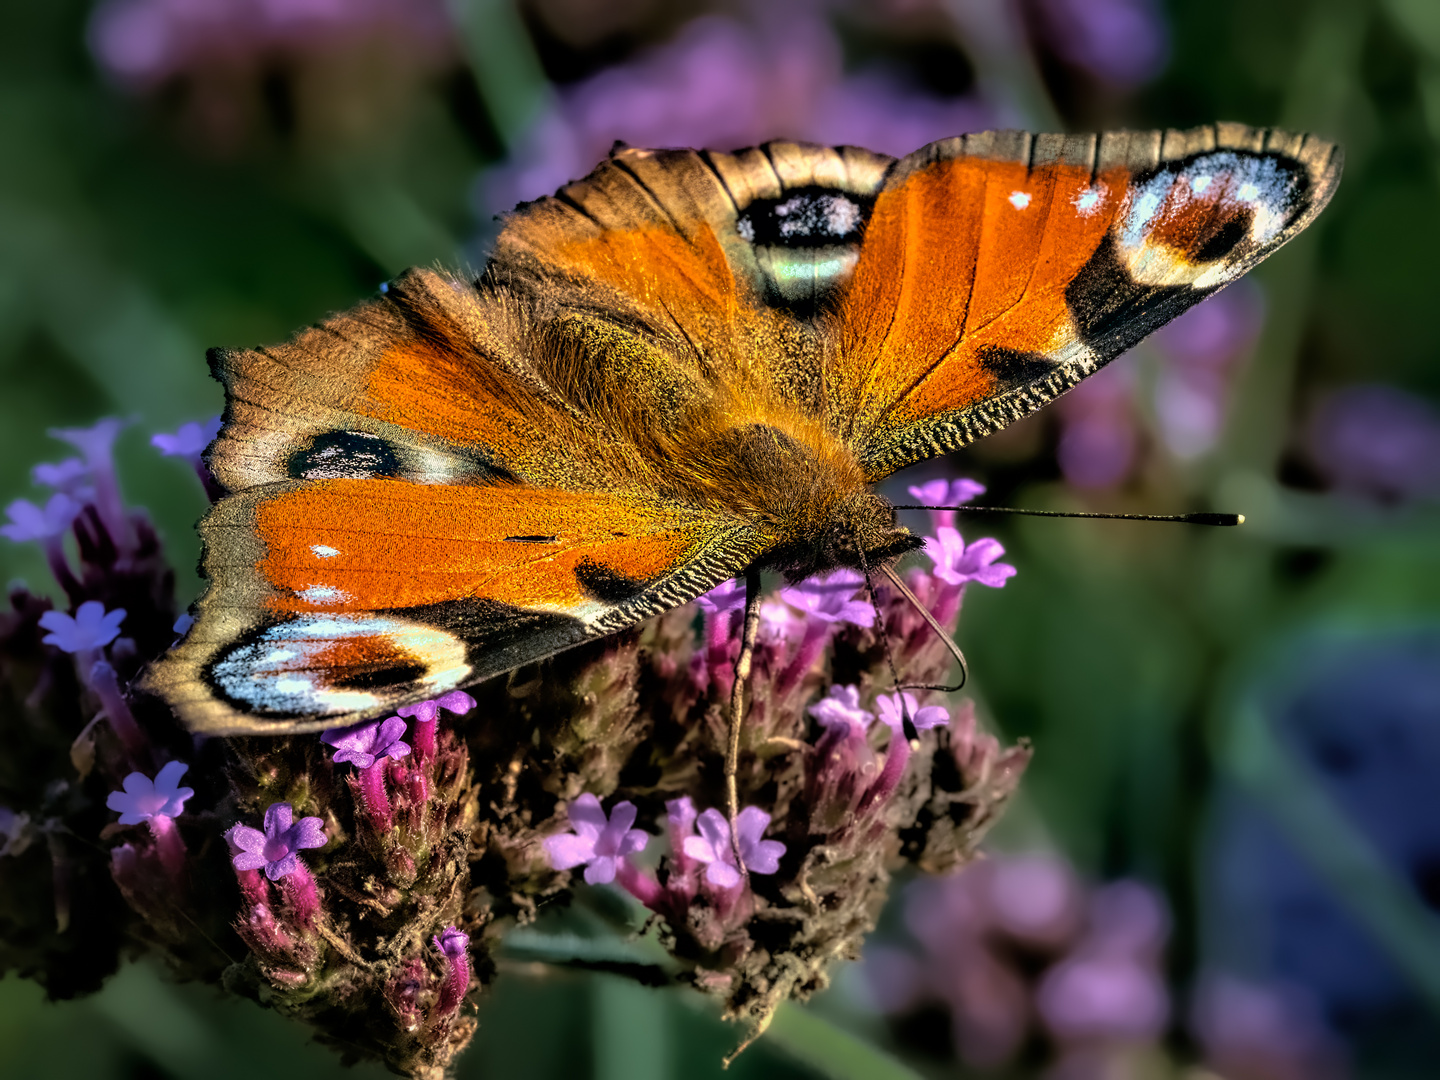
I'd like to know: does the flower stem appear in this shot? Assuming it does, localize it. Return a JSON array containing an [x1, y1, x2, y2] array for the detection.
[[87, 660, 149, 763], [147, 814, 187, 884]]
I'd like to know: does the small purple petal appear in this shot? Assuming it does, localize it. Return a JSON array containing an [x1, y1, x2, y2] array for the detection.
[[545, 832, 597, 870], [232, 850, 268, 872], [683, 835, 720, 864], [433, 926, 469, 958], [227, 825, 266, 854], [289, 817, 327, 850], [263, 803, 293, 836], [704, 860, 742, 888], [584, 856, 619, 885], [566, 793, 608, 840], [264, 852, 299, 881]]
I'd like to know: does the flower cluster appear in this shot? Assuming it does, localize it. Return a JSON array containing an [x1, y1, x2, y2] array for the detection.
[[0, 412, 1030, 1073]]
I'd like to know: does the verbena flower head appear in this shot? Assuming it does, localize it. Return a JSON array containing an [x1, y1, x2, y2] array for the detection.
[[228, 803, 327, 881], [908, 477, 986, 532], [106, 761, 194, 825], [876, 693, 950, 735], [1, 494, 81, 543], [683, 806, 785, 888], [32, 457, 89, 491], [151, 417, 221, 459], [396, 690, 476, 724], [808, 684, 874, 738], [321, 716, 411, 769], [38, 600, 127, 653], [543, 794, 650, 885], [924, 528, 1017, 588], [433, 925, 469, 959], [780, 569, 875, 628]]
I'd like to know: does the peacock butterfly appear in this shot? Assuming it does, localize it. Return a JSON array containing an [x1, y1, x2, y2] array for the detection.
[[143, 123, 1342, 735]]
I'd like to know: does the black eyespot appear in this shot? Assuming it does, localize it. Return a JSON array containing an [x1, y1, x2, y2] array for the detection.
[[978, 346, 1055, 386], [574, 558, 651, 604], [737, 187, 870, 248], [288, 431, 401, 480]]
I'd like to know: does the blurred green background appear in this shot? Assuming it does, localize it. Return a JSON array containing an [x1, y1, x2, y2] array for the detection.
[[3, 0, 1440, 1077]]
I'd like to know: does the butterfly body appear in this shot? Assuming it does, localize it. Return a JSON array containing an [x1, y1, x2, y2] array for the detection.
[[143, 123, 1341, 735]]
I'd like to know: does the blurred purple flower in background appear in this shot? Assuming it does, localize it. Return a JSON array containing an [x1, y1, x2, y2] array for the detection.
[[87, 0, 453, 86], [1152, 282, 1266, 459], [1191, 973, 1350, 1080], [1, 494, 82, 543], [862, 852, 1170, 1071], [38, 601, 127, 654], [484, 12, 994, 213], [1029, 0, 1169, 87], [1055, 359, 1138, 489], [1303, 384, 1440, 502]]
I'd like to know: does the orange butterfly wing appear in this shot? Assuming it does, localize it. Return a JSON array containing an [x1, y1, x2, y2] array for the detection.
[[824, 125, 1342, 477]]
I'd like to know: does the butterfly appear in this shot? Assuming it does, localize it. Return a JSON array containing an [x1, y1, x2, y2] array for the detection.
[[143, 123, 1341, 736]]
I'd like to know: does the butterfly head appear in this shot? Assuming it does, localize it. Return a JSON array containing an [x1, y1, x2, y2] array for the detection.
[[767, 489, 922, 581]]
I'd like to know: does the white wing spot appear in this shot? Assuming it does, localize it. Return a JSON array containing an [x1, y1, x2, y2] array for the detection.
[[1237, 182, 1260, 201], [1192, 175, 1212, 193], [1009, 190, 1031, 210], [311, 544, 340, 558], [1074, 188, 1102, 214], [298, 585, 351, 605]]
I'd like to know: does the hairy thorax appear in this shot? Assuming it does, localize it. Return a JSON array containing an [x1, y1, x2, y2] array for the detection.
[[668, 415, 921, 580]]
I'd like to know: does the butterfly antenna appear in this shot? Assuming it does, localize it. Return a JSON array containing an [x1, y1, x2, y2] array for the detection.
[[725, 567, 763, 874], [893, 505, 1245, 526], [854, 537, 920, 747]]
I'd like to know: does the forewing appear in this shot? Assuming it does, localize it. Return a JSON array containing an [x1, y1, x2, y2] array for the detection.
[[827, 124, 1342, 478]]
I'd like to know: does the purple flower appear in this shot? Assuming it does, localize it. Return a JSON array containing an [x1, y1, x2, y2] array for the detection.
[[433, 925, 469, 959], [543, 794, 650, 886], [395, 689, 476, 725], [875, 693, 949, 736], [907, 477, 986, 532], [1304, 384, 1440, 502], [1, 494, 81, 543], [1055, 361, 1137, 489], [38, 600, 126, 653], [106, 761, 194, 825], [321, 715, 411, 769], [32, 458, 89, 491], [1032, 0, 1169, 87], [923, 529, 1016, 589], [808, 684, 874, 738], [432, 924, 472, 1015], [696, 578, 747, 617], [151, 416, 221, 459], [780, 569, 875, 628], [683, 806, 785, 888], [227, 802, 327, 881], [51, 417, 123, 464]]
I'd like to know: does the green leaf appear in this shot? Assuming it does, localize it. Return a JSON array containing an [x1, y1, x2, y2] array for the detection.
[[764, 1002, 924, 1080]]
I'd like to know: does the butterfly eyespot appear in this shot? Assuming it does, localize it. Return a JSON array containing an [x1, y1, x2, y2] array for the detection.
[[204, 615, 470, 719], [288, 430, 401, 481]]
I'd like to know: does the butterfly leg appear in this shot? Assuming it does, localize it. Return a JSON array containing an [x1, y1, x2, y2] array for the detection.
[[725, 566, 764, 873]]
